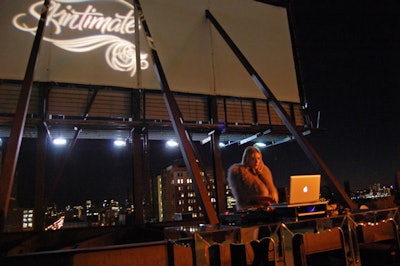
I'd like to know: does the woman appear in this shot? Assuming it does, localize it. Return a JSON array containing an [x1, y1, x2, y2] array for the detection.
[[227, 146, 279, 211]]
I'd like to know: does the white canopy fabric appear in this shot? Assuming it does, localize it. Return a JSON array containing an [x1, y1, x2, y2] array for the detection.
[[0, 0, 299, 102]]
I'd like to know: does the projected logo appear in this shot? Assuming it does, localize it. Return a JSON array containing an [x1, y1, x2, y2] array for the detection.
[[12, 0, 149, 77]]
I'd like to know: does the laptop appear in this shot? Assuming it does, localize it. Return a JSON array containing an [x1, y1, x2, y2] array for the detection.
[[272, 174, 322, 207]]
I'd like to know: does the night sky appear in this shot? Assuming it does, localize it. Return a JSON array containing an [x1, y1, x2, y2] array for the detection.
[[281, 0, 400, 191], [13, 0, 400, 207]]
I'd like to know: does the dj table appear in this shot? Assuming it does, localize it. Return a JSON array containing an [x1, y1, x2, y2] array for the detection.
[[220, 201, 329, 226]]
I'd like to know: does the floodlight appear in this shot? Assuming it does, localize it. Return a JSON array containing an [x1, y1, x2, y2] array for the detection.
[[166, 140, 178, 147], [254, 142, 267, 148], [53, 137, 67, 145], [113, 140, 126, 147]]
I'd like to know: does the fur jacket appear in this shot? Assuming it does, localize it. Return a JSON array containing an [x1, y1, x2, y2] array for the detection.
[[227, 163, 278, 211]]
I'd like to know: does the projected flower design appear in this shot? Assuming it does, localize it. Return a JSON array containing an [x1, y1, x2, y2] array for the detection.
[[50, 35, 148, 77]]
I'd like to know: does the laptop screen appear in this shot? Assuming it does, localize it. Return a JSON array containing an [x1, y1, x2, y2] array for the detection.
[[289, 174, 321, 205]]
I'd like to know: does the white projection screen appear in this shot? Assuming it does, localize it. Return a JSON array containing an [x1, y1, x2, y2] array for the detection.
[[0, 0, 300, 102]]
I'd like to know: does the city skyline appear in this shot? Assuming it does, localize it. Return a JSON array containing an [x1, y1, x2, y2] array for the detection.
[[9, 136, 399, 210]]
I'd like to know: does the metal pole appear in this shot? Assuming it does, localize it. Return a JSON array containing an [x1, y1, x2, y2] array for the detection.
[[133, 129, 144, 224], [134, 0, 219, 224], [0, 0, 51, 231], [205, 9, 356, 210]]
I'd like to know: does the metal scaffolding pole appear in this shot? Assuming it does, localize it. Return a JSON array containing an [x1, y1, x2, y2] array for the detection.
[[0, 0, 51, 231], [205, 9, 356, 210], [134, 0, 219, 224]]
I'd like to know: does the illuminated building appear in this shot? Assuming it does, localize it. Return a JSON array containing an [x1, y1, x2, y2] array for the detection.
[[22, 209, 34, 231], [159, 159, 218, 222]]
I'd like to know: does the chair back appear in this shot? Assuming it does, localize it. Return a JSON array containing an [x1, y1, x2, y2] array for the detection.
[[355, 219, 400, 266], [292, 227, 347, 266], [356, 219, 399, 244]]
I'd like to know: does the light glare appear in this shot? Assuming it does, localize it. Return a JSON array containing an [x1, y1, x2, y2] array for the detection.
[[166, 140, 178, 148], [114, 140, 126, 147], [254, 142, 267, 148], [53, 138, 67, 145]]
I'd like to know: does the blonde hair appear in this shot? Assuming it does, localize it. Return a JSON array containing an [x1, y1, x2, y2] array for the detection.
[[241, 146, 262, 166]]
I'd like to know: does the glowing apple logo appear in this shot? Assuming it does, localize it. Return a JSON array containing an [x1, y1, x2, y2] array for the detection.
[[12, 0, 149, 77], [303, 186, 308, 193]]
